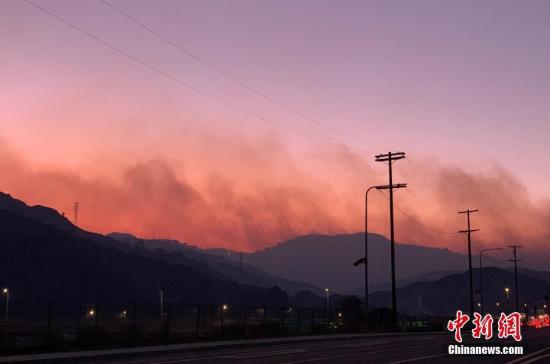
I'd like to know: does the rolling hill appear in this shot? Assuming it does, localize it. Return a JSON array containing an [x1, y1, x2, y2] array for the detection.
[[106, 232, 321, 295], [208, 233, 506, 294], [0, 193, 290, 307], [369, 267, 550, 315]]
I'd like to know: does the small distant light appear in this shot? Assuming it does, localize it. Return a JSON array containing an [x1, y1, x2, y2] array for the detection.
[[222, 304, 228, 311], [88, 309, 95, 316], [325, 288, 329, 293], [2, 288, 7, 294], [338, 312, 343, 318], [496, 302, 500, 306], [477, 303, 481, 307]]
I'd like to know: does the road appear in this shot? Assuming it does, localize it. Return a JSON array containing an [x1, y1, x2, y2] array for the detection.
[[73, 328, 550, 364]]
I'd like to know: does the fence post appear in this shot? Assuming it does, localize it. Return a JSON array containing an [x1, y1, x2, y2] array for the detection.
[[47, 301, 53, 338], [94, 303, 99, 339], [220, 306, 224, 336], [243, 306, 248, 334], [77, 302, 82, 341], [131, 303, 137, 334], [165, 303, 170, 341], [195, 305, 200, 338]]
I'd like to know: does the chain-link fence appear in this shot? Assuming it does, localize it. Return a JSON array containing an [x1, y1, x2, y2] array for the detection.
[[0, 300, 450, 353], [0, 301, 358, 352]]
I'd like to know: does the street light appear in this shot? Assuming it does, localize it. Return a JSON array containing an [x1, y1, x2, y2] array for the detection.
[[354, 184, 404, 330], [220, 304, 228, 333], [2, 288, 9, 321], [479, 248, 503, 314], [159, 289, 164, 321], [325, 288, 330, 326]]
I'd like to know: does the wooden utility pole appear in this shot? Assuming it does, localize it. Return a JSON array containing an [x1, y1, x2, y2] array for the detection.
[[375, 151, 406, 328], [508, 244, 523, 312], [459, 209, 479, 317]]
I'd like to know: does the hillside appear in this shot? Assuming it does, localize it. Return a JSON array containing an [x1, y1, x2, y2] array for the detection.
[[369, 267, 550, 315], [107, 232, 321, 295], [0, 193, 288, 307], [209, 234, 506, 294]]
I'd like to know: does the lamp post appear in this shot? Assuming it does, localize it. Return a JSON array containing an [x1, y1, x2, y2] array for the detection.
[[354, 185, 386, 328], [2, 288, 9, 321], [221, 304, 228, 333], [354, 183, 405, 330], [325, 288, 330, 326], [505, 288, 510, 312], [479, 248, 502, 314]]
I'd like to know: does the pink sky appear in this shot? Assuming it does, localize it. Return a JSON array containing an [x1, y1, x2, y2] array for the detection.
[[1, 0, 549, 253]]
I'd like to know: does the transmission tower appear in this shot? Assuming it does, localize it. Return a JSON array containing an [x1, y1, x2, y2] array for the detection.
[[74, 202, 79, 226]]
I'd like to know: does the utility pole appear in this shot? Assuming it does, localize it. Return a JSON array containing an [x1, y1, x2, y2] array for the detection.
[[508, 245, 523, 312], [74, 202, 79, 226], [458, 209, 479, 317], [375, 151, 406, 328]]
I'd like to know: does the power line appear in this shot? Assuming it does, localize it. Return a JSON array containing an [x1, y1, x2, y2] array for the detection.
[[100, 0, 383, 150], [24, 0, 370, 155], [380, 191, 458, 235], [404, 189, 457, 215]]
